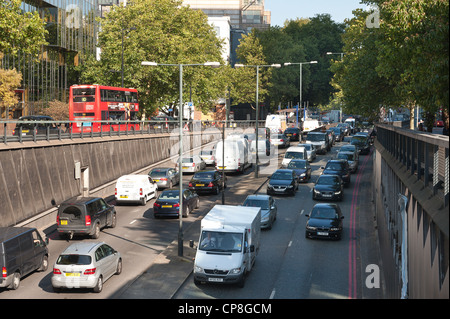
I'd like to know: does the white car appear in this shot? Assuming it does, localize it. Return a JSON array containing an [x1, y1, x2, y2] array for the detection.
[[52, 242, 122, 293], [177, 155, 206, 173], [199, 149, 215, 165]]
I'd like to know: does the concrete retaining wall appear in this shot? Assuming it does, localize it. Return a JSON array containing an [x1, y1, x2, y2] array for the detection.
[[0, 130, 219, 228]]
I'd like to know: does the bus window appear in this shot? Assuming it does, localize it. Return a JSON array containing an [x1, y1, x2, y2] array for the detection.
[[109, 111, 125, 121]]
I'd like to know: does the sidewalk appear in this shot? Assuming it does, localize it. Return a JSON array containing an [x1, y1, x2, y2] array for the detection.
[[114, 171, 269, 299]]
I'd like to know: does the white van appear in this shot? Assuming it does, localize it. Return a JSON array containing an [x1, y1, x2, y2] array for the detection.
[[115, 175, 158, 205], [302, 119, 322, 133], [215, 138, 252, 173], [193, 204, 261, 288], [265, 114, 287, 134], [281, 146, 307, 167], [344, 118, 356, 134]]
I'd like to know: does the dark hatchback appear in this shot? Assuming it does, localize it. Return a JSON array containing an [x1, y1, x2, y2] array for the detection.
[[284, 127, 301, 141], [188, 170, 226, 194], [321, 159, 351, 187], [286, 159, 311, 183], [153, 189, 199, 218], [305, 203, 344, 240], [351, 135, 371, 155], [267, 169, 298, 196], [330, 127, 344, 142], [312, 174, 344, 201], [12, 115, 60, 137]]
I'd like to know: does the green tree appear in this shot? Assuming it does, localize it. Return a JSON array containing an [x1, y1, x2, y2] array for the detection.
[[0, 0, 48, 59], [79, 0, 227, 116], [229, 30, 272, 109]]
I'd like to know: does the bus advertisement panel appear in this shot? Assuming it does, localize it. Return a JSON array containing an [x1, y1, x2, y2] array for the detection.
[[69, 85, 140, 133]]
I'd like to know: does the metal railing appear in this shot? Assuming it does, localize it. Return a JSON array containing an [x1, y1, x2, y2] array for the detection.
[[0, 119, 265, 144], [376, 123, 449, 206]]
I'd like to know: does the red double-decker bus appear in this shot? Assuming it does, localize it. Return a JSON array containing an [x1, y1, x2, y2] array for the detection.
[[69, 84, 140, 133]]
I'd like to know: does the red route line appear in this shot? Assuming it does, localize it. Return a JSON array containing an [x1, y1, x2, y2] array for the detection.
[[348, 148, 373, 299]]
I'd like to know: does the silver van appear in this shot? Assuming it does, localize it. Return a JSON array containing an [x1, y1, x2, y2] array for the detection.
[[0, 227, 49, 290]]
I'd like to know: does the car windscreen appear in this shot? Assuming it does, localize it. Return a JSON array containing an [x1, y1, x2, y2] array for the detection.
[[158, 191, 179, 200], [149, 170, 167, 177], [243, 199, 269, 209], [284, 151, 304, 159], [287, 161, 306, 169], [199, 231, 243, 252], [337, 153, 354, 161], [310, 208, 338, 219], [325, 163, 343, 170], [182, 158, 193, 163], [316, 176, 340, 185], [271, 172, 292, 180], [193, 172, 214, 179], [56, 254, 92, 265], [306, 134, 325, 141]]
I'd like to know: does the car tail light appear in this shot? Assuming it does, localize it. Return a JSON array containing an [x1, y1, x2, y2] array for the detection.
[[84, 268, 96, 275], [173, 203, 180, 208], [53, 268, 62, 275], [115, 188, 117, 195], [139, 188, 143, 196], [2, 267, 7, 277], [154, 202, 161, 208], [188, 182, 193, 187], [56, 216, 59, 225], [208, 182, 214, 187], [160, 178, 167, 181], [192, 163, 195, 167], [85, 215, 91, 226]]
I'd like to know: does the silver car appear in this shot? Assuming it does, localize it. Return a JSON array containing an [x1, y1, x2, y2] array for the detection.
[[149, 167, 179, 189], [199, 149, 216, 165], [176, 155, 206, 173], [298, 143, 317, 162], [242, 194, 277, 230], [51, 242, 122, 293], [336, 151, 358, 173], [270, 133, 290, 148]]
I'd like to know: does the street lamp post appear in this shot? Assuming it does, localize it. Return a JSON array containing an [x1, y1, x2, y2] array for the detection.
[[234, 63, 281, 178], [141, 61, 220, 256], [284, 61, 318, 127]]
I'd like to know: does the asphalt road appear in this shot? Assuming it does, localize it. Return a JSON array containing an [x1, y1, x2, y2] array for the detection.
[[0, 135, 384, 299]]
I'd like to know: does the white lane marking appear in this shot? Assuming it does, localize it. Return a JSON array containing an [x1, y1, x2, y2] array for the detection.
[[129, 219, 137, 225], [270, 289, 276, 299]]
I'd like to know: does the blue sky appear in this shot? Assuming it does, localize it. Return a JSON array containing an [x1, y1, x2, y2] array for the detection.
[[265, 0, 369, 27]]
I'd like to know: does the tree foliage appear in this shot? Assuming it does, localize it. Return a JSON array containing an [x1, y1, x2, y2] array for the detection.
[[0, 0, 48, 59], [79, 0, 227, 116]]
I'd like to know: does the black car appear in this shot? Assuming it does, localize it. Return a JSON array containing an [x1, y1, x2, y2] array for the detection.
[[12, 115, 60, 137], [153, 189, 199, 218], [286, 159, 311, 183], [284, 127, 301, 141], [330, 127, 344, 142], [267, 169, 298, 196], [56, 197, 117, 239], [305, 203, 344, 240], [189, 170, 226, 194], [351, 134, 371, 155], [321, 159, 351, 187], [312, 174, 344, 201]]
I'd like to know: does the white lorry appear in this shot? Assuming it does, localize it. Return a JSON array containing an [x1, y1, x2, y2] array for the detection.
[[215, 138, 252, 174], [193, 205, 261, 288], [265, 114, 287, 134]]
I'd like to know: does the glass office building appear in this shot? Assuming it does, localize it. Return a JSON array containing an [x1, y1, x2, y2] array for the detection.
[[1, 0, 99, 118]]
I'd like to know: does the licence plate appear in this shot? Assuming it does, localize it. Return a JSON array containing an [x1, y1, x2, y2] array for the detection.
[[162, 205, 172, 208], [286, 134, 292, 136], [196, 184, 204, 186], [208, 278, 223, 282], [65, 273, 80, 277], [317, 232, 329, 236], [218, 166, 225, 169], [275, 189, 284, 192], [60, 220, 68, 225], [154, 179, 160, 182], [182, 166, 189, 169], [120, 195, 128, 198], [323, 194, 332, 197]]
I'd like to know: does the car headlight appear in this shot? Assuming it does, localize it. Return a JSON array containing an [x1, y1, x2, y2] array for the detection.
[[306, 225, 317, 230], [313, 189, 320, 194], [287, 185, 293, 188], [330, 227, 341, 231], [300, 173, 306, 177], [267, 183, 273, 188], [194, 265, 203, 273], [230, 267, 241, 274], [334, 190, 342, 195]]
